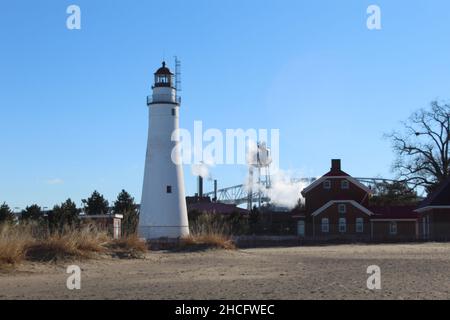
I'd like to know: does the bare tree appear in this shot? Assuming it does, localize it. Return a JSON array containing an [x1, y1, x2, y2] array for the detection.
[[387, 101, 449, 192]]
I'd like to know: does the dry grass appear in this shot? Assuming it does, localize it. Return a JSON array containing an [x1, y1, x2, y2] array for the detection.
[[107, 234, 148, 258], [181, 233, 236, 250], [0, 223, 116, 266], [0, 224, 34, 266], [181, 214, 236, 250], [26, 226, 109, 262]]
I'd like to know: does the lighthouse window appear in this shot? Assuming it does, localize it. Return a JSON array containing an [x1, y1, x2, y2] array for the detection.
[[172, 108, 176, 116], [166, 186, 172, 194]]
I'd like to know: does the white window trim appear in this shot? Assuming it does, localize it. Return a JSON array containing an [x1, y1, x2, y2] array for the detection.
[[321, 218, 329, 233], [356, 218, 364, 233], [389, 221, 398, 235], [339, 218, 346, 233], [297, 221, 305, 237], [338, 204, 347, 214], [323, 180, 331, 190], [341, 180, 349, 189]]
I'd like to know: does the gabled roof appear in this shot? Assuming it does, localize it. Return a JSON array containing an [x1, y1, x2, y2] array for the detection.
[[301, 175, 372, 196], [416, 176, 450, 211], [301, 159, 372, 196], [323, 170, 350, 177], [311, 200, 374, 217]]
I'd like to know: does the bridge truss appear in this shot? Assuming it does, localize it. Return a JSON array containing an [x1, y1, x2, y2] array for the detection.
[[203, 177, 400, 207]]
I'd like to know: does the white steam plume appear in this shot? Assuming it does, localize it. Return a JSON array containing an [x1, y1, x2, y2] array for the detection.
[[245, 140, 307, 209]]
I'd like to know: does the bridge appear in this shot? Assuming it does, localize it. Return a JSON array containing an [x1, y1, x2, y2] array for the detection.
[[203, 177, 399, 207]]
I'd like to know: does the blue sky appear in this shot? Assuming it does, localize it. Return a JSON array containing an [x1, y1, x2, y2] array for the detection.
[[1, 0, 450, 209]]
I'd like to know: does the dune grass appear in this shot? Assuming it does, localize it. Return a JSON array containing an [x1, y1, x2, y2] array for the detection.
[[0, 223, 147, 268], [107, 234, 148, 258], [0, 224, 33, 266], [26, 226, 109, 262], [181, 213, 236, 250], [181, 233, 236, 250]]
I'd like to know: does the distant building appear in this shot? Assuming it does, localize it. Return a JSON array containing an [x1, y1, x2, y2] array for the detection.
[[415, 177, 450, 241], [186, 196, 248, 216], [295, 159, 421, 242], [79, 214, 123, 239]]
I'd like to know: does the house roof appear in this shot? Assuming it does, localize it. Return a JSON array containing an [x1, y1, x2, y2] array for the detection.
[[323, 170, 350, 177], [417, 177, 450, 209], [301, 159, 372, 196], [369, 206, 418, 220], [311, 200, 374, 217], [301, 175, 372, 195]]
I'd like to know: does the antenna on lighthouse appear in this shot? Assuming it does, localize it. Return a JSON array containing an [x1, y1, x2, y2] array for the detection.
[[174, 56, 182, 92]]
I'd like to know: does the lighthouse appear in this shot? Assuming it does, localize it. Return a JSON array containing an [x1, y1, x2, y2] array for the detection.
[[139, 62, 189, 239]]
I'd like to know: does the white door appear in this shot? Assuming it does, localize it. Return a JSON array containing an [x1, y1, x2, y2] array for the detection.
[[297, 221, 305, 237]]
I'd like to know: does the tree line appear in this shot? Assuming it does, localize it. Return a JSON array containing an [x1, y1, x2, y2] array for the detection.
[[0, 190, 139, 236]]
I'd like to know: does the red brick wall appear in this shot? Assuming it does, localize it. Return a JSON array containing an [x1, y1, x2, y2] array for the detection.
[[429, 209, 450, 240], [371, 221, 417, 241], [310, 203, 371, 240], [305, 178, 369, 214]]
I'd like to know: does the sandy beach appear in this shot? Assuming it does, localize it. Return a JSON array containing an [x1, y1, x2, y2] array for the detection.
[[1, 243, 450, 300]]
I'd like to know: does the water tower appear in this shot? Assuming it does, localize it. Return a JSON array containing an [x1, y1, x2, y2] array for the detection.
[[247, 142, 272, 209]]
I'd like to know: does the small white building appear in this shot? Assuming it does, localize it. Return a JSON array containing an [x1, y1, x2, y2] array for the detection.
[[79, 214, 123, 240]]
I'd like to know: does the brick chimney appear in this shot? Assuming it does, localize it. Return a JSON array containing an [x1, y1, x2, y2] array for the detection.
[[331, 159, 341, 172]]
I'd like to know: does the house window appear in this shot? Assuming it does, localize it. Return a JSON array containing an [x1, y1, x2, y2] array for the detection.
[[356, 218, 364, 233], [166, 186, 172, 194], [338, 204, 347, 214], [422, 217, 426, 238], [297, 221, 305, 237], [321, 218, 329, 233], [341, 180, 349, 189], [389, 221, 397, 235], [339, 218, 346, 233], [323, 180, 331, 190]]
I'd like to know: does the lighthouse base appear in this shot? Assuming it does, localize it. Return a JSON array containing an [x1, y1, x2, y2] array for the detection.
[[138, 225, 190, 240]]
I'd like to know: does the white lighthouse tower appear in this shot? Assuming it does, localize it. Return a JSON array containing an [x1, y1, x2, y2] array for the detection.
[[139, 61, 189, 239]]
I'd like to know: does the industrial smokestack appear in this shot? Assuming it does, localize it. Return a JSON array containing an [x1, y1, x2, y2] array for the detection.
[[213, 180, 218, 202], [198, 176, 203, 198]]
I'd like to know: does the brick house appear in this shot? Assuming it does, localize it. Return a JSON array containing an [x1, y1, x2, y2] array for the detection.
[[296, 159, 420, 242], [415, 177, 450, 241]]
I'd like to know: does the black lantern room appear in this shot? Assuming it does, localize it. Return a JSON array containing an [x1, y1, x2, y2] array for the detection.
[[154, 61, 173, 88]]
